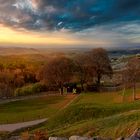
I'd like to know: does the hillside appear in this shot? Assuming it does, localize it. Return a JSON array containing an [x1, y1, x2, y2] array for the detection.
[[34, 91, 140, 139], [0, 47, 40, 55], [0, 46, 140, 57], [0, 95, 77, 124]]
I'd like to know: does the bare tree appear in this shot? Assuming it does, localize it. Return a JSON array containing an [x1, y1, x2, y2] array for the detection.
[[89, 48, 113, 90], [41, 56, 74, 95], [123, 57, 140, 100]]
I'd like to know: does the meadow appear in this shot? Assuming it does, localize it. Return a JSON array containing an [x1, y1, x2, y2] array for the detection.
[[36, 90, 140, 138], [1, 89, 140, 138], [0, 95, 76, 124]]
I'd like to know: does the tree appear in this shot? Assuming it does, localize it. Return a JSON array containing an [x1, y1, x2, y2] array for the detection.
[[13, 74, 25, 88], [74, 54, 92, 91], [0, 71, 15, 98], [123, 57, 140, 100], [0, 64, 4, 72], [41, 56, 74, 95], [89, 48, 112, 90]]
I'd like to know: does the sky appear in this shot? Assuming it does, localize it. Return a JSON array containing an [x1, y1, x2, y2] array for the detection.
[[0, 0, 140, 48]]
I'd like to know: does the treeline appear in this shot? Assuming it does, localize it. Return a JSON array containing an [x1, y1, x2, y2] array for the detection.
[[0, 48, 140, 99], [0, 63, 38, 98]]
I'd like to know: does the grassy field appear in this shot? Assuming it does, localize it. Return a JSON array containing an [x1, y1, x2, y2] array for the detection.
[[0, 95, 77, 124], [1, 89, 140, 138], [33, 90, 140, 138]]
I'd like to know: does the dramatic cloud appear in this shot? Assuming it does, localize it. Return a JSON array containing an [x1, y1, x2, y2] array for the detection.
[[0, 0, 139, 31], [0, 0, 139, 47]]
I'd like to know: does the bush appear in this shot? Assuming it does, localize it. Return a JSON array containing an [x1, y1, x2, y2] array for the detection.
[[14, 83, 48, 96], [32, 83, 48, 93]]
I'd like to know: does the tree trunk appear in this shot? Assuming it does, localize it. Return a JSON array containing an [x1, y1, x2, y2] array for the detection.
[[60, 86, 63, 95], [80, 81, 84, 91], [96, 74, 101, 92]]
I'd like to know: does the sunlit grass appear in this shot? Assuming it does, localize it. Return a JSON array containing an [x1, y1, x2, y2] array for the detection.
[[0, 95, 76, 124], [38, 91, 140, 138], [1, 89, 140, 138]]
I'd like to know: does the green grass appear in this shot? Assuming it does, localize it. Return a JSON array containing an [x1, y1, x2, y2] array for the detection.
[[1, 89, 140, 138], [35, 91, 140, 138], [47, 110, 140, 138], [0, 95, 73, 124]]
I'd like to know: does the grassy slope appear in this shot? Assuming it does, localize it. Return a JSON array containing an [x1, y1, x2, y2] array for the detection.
[[48, 110, 140, 138], [38, 91, 140, 138], [0, 95, 76, 124]]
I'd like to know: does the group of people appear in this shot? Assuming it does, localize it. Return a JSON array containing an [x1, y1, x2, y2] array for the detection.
[[59, 87, 80, 94]]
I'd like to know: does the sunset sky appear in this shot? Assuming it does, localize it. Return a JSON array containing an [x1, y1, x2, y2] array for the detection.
[[0, 0, 140, 48]]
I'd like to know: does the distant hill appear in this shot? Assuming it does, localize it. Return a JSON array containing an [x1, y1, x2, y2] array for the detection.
[[0, 46, 139, 58], [0, 47, 40, 55], [108, 48, 140, 58]]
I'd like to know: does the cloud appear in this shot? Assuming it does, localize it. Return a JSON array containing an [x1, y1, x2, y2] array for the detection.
[[0, 0, 139, 31]]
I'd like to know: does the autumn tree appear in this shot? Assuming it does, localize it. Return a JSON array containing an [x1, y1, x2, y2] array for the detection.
[[13, 73, 25, 88], [74, 54, 92, 91], [0, 64, 4, 72], [41, 56, 74, 95], [123, 57, 140, 100], [89, 48, 112, 90], [0, 71, 15, 98]]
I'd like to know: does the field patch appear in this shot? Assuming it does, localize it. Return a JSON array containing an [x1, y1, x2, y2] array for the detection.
[[0, 94, 77, 124], [40, 92, 140, 138]]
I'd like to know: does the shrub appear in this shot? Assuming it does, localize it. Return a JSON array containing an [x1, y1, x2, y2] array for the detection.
[[33, 83, 48, 93], [14, 83, 48, 96]]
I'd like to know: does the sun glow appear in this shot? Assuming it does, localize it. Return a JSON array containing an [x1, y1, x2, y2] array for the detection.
[[0, 24, 111, 47], [0, 25, 84, 46]]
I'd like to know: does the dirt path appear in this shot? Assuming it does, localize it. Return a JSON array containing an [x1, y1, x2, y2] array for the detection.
[[60, 94, 79, 110], [0, 118, 47, 132]]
